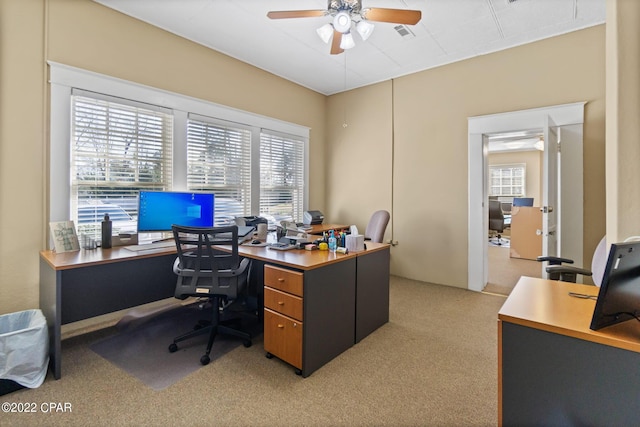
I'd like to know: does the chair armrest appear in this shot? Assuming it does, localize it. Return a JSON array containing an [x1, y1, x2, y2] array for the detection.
[[218, 257, 251, 278], [536, 255, 574, 265], [546, 265, 592, 277]]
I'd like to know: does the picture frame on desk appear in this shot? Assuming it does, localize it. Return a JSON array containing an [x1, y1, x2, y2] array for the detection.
[[49, 220, 80, 253]]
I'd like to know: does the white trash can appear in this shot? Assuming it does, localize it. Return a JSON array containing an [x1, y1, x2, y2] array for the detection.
[[0, 309, 49, 392]]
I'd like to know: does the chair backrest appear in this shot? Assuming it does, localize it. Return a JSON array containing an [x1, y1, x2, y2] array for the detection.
[[172, 225, 249, 299], [591, 236, 608, 287], [488, 200, 504, 232], [365, 210, 390, 243]]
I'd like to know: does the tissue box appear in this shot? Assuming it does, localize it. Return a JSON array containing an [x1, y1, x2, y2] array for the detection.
[[345, 234, 365, 252]]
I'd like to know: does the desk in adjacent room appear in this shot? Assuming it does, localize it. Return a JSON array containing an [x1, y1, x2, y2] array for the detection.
[[498, 277, 640, 426], [40, 240, 389, 379]]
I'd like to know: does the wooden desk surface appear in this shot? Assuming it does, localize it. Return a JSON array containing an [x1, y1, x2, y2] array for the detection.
[[305, 223, 349, 234], [40, 241, 389, 272], [499, 276, 640, 354]]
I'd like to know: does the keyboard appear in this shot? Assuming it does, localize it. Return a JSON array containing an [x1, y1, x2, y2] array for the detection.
[[124, 240, 176, 251]]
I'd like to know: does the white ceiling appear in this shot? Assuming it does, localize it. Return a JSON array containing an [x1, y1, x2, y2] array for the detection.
[[93, 0, 605, 95]]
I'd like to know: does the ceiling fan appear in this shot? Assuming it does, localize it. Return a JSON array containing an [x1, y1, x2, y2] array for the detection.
[[267, 0, 422, 55]]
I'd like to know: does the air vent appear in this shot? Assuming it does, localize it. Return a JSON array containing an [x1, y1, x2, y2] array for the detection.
[[394, 24, 415, 39]]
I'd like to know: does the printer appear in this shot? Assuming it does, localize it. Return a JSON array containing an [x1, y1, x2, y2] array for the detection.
[[303, 210, 324, 225]]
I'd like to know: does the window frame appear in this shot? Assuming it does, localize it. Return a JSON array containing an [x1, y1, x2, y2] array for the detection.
[[49, 62, 309, 242], [489, 163, 526, 197]]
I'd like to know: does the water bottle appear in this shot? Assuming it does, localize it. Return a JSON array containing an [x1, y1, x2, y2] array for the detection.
[[101, 213, 112, 249], [328, 230, 337, 253]]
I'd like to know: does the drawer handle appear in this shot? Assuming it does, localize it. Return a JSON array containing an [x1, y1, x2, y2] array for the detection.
[[277, 324, 284, 329], [277, 278, 285, 282], [278, 301, 285, 306]]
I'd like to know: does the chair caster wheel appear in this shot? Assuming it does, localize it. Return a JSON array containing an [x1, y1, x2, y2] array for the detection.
[[266, 352, 273, 359], [294, 368, 302, 376], [243, 340, 252, 348], [200, 355, 210, 365], [168, 343, 178, 353]]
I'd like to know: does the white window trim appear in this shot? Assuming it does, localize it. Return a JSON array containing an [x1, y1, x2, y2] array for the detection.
[[48, 61, 310, 229], [489, 163, 526, 197]]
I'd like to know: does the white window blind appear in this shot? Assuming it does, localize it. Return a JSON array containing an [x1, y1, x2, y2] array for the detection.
[[187, 115, 252, 226], [71, 93, 173, 237], [489, 164, 525, 197], [260, 130, 305, 224]]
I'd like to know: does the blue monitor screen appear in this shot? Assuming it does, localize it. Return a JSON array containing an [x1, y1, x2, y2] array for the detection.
[[512, 197, 534, 207], [137, 191, 215, 232]]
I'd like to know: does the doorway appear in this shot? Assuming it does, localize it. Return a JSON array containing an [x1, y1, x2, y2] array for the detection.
[[467, 103, 585, 292], [484, 130, 545, 295]]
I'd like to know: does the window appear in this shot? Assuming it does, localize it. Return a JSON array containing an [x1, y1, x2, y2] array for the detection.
[[489, 164, 525, 197], [71, 92, 173, 237], [259, 130, 305, 226], [186, 115, 252, 226], [50, 63, 309, 241]]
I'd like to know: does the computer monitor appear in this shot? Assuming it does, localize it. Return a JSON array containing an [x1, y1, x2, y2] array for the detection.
[[137, 190, 215, 232], [590, 240, 640, 330], [512, 197, 534, 207]]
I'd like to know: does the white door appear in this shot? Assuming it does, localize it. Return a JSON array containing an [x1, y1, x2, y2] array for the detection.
[[541, 115, 559, 272]]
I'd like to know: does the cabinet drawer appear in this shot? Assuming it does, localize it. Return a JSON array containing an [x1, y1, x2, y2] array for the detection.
[[264, 308, 303, 369], [264, 286, 303, 321], [264, 265, 303, 297]]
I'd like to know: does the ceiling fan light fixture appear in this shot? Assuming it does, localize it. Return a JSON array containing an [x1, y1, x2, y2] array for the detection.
[[316, 23, 334, 44], [333, 11, 352, 33], [356, 20, 374, 40], [340, 32, 356, 49]]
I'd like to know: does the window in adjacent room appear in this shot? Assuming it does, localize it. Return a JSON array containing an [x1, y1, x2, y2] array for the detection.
[[70, 92, 173, 238], [186, 114, 252, 226], [259, 130, 305, 226], [489, 163, 525, 197]]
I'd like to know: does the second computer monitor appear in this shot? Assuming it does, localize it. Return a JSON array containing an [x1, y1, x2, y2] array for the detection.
[[512, 197, 534, 207]]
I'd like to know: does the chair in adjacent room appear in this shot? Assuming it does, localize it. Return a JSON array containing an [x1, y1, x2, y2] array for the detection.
[[537, 236, 607, 285], [364, 210, 390, 243], [169, 225, 253, 365], [488, 200, 505, 245]]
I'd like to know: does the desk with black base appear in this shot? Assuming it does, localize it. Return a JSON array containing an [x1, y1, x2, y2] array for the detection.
[[498, 277, 640, 426], [40, 242, 390, 379]]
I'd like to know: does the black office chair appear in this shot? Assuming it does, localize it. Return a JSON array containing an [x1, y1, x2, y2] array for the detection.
[[537, 236, 607, 285], [488, 200, 505, 245], [169, 225, 253, 365]]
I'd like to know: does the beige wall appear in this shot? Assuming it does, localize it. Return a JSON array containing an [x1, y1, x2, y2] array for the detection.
[[0, 0, 612, 315], [0, 0, 326, 315], [488, 151, 542, 205], [606, 0, 640, 242], [326, 25, 606, 288]]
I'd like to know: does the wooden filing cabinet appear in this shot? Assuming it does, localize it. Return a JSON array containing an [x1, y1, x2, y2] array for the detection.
[[264, 265, 304, 373]]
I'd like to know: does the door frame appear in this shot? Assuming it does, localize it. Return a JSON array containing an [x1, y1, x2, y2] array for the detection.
[[467, 102, 585, 292]]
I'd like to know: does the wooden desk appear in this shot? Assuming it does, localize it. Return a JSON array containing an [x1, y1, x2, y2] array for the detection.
[[509, 206, 542, 260], [305, 223, 349, 234], [40, 241, 389, 379], [498, 277, 640, 426]]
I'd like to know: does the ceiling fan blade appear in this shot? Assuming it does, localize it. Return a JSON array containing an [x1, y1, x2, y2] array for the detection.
[[364, 8, 422, 25], [267, 10, 326, 19], [330, 30, 344, 55]]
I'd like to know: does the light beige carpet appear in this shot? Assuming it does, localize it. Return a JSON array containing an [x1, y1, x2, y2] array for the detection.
[[2, 276, 506, 427], [484, 245, 541, 296]]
